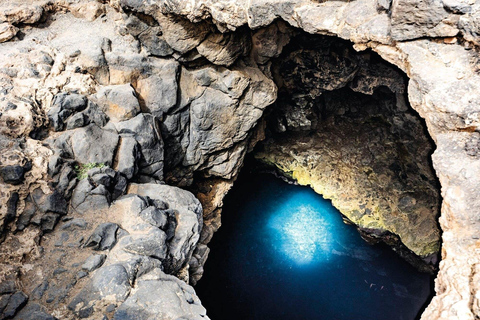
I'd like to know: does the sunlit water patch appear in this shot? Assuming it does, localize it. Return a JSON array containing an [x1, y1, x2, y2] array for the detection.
[[196, 171, 434, 320], [268, 197, 337, 265]]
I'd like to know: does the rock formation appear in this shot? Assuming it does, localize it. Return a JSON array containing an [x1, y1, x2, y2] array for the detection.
[[0, 0, 479, 319]]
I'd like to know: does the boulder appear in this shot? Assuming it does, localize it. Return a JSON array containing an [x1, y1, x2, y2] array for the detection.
[[0, 4, 44, 24], [123, 14, 149, 37], [85, 223, 121, 251], [71, 179, 110, 214], [31, 188, 68, 216], [68, 264, 131, 315], [139, 206, 168, 229], [82, 254, 107, 272], [48, 93, 88, 131], [69, 1, 105, 21], [81, 101, 109, 128], [95, 84, 141, 122], [135, 59, 179, 118], [71, 124, 119, 166], [0, 165, 24, 185], [53, 93, 88, 112], [0, 22, 17, 43], [65, 113, 86, 130], [127, 183, 202, 273], [0, 291, 28, 319], [115, 114, 164, 180], [113, 270, 209, 320], [138, 26, 174, 57], [114, 135, 141, 180], [122, 229, 168, 260], [13, 303, 56, 320]]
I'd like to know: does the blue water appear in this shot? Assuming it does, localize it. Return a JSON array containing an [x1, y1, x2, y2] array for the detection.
[[196, 172, 433, 320]]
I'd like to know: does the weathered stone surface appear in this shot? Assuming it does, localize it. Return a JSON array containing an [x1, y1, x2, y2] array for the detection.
[[135, 59, 179, 118], [95, 84, 141, 122], [420, 132, 480, 320], [115, 114, 164, 180], [0, 165, 25, 185], [65, 112, 85, 130], [68, 264, 131, 314], [163, 63, 276, 183], [139, 206, 168, 229], [0, 291, 28, 318], [69, 1, 105, 22], [154, 14, 210, 54], [137, 26, 175, 57], [113, 270, 209, 320], [48, 93, 88, 131], [0, 22, 17, 43], [13, 303, 56, 320], [85, 223, 120, 251], [31, 188, 68, 216], [82, 101, 109, 128], [390, 0, 459, 41], [71, 178, 111, 214], [0, 4, 43, 25], [251, 20, 294, 65], [197, 29, 250, 66], [82, 254, 107, 272], [122, 229, 168, 260], [0, 281, 16, 295], [52, 93, 88, 113], [114, 135, 140, 179], [61, 218, 87, 230], [71, 124, 119, 166], [127, 183, 203, 274]]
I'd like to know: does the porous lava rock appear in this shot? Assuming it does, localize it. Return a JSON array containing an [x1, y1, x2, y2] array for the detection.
[[0, 0, 479, 319]]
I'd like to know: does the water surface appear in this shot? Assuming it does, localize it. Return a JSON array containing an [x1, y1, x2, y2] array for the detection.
[[196, 171, 433, 320]]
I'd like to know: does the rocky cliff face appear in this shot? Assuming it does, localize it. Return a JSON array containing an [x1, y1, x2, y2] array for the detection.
[[0, 0, 479, 319]]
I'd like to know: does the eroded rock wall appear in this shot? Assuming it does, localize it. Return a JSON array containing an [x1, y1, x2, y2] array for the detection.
[[0, 0, 479, 319]]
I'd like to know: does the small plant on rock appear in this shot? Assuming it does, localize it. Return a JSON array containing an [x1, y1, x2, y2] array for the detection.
[[74, 162, 105, 180]]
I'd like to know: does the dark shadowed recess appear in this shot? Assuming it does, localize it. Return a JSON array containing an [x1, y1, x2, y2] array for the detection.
[[258, 31, 442, 272]]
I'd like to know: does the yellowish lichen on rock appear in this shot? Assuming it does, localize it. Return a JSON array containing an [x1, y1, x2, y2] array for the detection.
[[256, 125, 441, 260]]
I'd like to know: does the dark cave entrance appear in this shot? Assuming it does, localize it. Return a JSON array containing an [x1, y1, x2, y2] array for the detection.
[[195, 32, 440, 320]]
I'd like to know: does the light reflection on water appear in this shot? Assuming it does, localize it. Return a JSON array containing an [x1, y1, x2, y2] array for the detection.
[[268, 202, 333, 265], [196, 173, 434, 320]]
